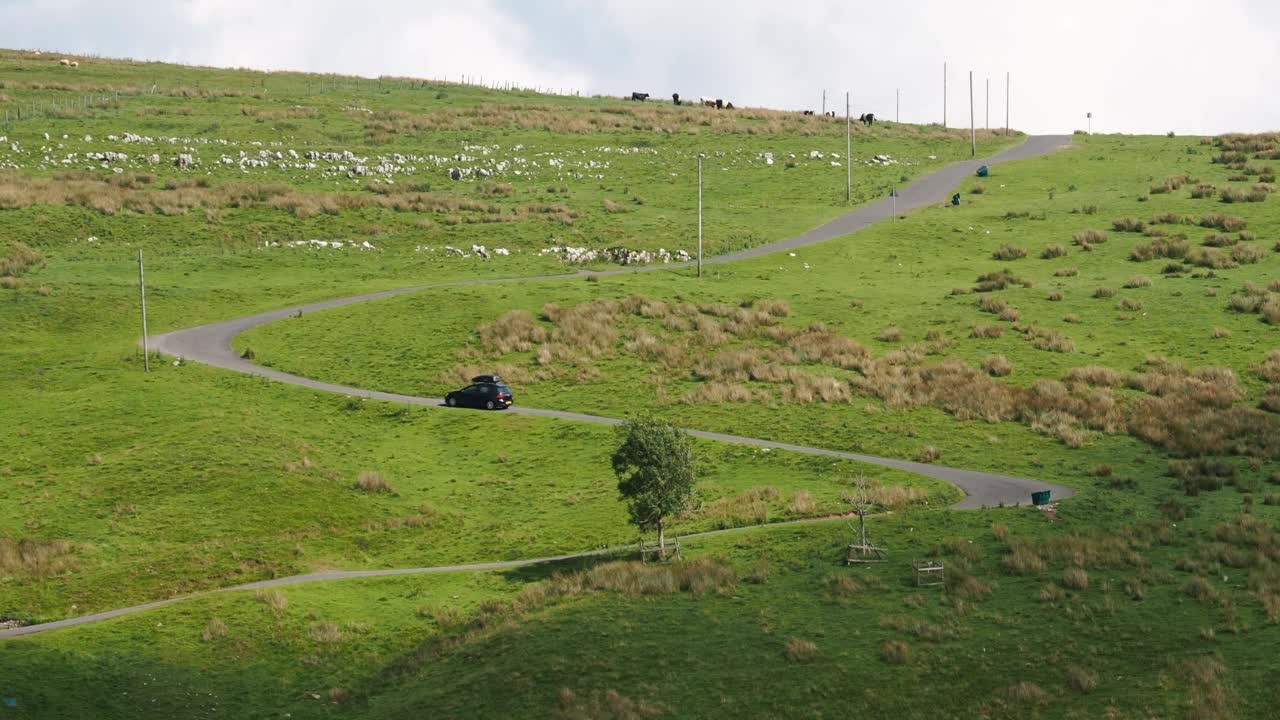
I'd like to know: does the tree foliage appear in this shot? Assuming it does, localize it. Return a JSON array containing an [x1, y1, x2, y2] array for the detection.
[[611, 414, 697, 547]]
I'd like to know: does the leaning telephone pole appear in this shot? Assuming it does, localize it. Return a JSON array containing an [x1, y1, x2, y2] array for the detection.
[[138, 249, 150, 373], [697, 155, 703, 278], [969, 71, 976, 156]]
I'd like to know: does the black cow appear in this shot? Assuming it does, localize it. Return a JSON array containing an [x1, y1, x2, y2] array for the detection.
[[802, 110, 815, 116], [860, 113, 876, 126], [630, 91, 649, 101], [715, 98, 724, 109], [672, 92, 681, 106], [826, 111, 836, 118]]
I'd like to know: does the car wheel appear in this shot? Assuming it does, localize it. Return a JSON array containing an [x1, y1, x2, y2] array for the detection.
[[485, 400, 496, 410], [447, 396, 457, 407]]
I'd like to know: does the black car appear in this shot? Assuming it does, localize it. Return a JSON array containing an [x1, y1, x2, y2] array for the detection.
[[445, 381, 514, 410]]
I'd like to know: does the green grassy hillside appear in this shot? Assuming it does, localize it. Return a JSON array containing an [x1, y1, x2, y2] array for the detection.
[[2, 48, 1279, 720]]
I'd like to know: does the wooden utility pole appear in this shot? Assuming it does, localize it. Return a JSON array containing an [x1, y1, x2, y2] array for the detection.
[[986, 77, 990, 129], [942, 62, 947, 127], [822, 89, 826, 115], [138, 249, 150, 372], [697, 155, 703, 278], [845, 91, 852, 205], [1005, 72, 1011, 136], [896, 87, 900, 123], [969, 71, 976, 156]]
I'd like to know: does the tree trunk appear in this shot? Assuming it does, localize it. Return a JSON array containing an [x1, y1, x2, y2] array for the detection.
[[859, 510, 868, 548], [658, 519, 666, 560]]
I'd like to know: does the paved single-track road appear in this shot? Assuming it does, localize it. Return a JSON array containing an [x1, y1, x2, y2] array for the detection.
[[1, 135, 1072, 640]]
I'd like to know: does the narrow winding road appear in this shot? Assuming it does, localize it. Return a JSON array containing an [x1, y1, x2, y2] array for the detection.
[[1, 134, 1073, 640]]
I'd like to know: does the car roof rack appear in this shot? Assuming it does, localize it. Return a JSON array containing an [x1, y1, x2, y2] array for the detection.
[[471, 374, 503, 384]]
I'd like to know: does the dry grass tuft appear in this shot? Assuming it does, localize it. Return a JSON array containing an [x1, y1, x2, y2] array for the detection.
[[1199, 213, 1248, 231], [355, 470, 392, 494], [1, 241, 45, 278], [877, 326, 903, 342], [1212, 326, 1233, 339], [1092, 287, 1116, 299], [1003, 542, 1046, 575], [993, 244, 1027, 260], [555, 688, 664, 720], [1123, 275, 1153, 289], [0, 538, 76, 577], [309, 621, 344, 643], [1030, 329, 1075, 353], [974, 270, 1027, 292], [1061, 568, 1090, 590], [1220, 186, 1268, 203], [1231, 243, 1267, 265], [584, 558, 736, 596], [255, 589, 288, 613], [1118, 297, 1144, 312], [983, 355, 1013, 377], [1040, 244, 1068, 259], [1186, 247, 1236, 269], [970, 324, 1005, 339], [880, 639, 911, 665], [915, 446, 943, 464], [1074, 229, 1109, 244], [1003, 681, 1050, 705], [1130, 236, 1190, 261], [784, 637, 819, 663], [1066, 666, 1098, 694], [201, 618, 228, 642], [1054, 267, 1079, 277], [788, 490, 816, 514]]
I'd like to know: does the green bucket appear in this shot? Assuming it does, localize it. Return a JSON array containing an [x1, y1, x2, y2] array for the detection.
[[1031, 490, 1052, 506]]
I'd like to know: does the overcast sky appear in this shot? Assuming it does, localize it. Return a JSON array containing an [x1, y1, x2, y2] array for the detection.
[[4, 0, 1278, 135]]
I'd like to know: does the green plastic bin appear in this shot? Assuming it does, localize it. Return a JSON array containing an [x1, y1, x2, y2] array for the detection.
[[976, 165, 990, 177], [1031, 490, 1052, 506]]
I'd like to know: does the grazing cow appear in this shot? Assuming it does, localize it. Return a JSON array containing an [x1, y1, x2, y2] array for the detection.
[[725, 102, 734, 109], [715, 98, 724, 109], [860, 113, 876, 126], [59, 58, 69, 66], [700, 96, 716, 108], [630, 91, 649, 101], [802, 110, 814, 116], [672, 93, 681, 106]]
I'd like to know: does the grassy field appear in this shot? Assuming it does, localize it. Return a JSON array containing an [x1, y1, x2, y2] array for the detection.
[[241, 133, 1280, 488], [4, 48, 1280, 719]]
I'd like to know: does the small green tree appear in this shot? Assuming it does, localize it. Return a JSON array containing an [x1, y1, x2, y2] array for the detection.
[[611, 414, 697, 557]]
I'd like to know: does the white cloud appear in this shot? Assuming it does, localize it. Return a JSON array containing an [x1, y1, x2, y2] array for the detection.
[[3, 0, 1278, 134]]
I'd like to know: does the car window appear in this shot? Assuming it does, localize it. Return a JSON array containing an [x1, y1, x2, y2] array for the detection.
[[497, 385, 512, 394], [462, 385, 479, 393]]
